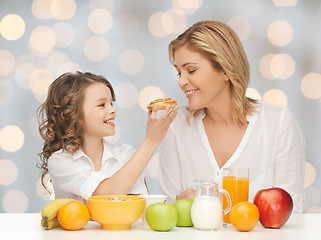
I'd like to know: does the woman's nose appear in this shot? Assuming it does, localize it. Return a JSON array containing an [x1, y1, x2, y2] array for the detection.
[[178, 74, 188, 88]]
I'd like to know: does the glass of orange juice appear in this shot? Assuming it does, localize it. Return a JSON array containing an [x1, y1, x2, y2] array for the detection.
[[222, 168, 249, 226]]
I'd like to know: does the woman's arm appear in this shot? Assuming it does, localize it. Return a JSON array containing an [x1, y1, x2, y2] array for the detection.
[[274, 108, 305, 213], [93, 105, 178, 195]]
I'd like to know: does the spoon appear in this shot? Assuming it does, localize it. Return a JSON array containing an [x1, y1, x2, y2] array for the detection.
[[144, 177, 150, 195]]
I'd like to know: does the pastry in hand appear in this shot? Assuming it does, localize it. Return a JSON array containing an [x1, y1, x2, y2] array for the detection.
[[147, 98, 177, 110]]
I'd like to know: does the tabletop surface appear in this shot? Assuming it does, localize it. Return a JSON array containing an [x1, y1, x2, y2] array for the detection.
[[0, 213, 320, 240]]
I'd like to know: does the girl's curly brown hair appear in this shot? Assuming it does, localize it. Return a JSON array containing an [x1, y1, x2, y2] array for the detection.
[[37, 71, 115, 193]]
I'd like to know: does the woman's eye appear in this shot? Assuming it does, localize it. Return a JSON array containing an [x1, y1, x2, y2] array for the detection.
[[188, 69, 196, 74], [177, 72, 181, 77]]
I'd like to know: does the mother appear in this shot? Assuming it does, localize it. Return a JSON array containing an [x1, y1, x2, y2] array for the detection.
[[158, 21, 305, 213]]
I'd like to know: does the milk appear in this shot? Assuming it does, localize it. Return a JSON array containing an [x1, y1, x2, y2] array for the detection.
[[191, 196, 223, 230]]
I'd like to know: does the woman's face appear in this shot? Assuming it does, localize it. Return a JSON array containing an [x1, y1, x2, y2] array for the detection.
[[174, 46, 229, 110], [80, 82, 116, 139]]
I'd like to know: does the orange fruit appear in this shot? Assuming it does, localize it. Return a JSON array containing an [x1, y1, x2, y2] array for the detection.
[[57, 200, 90, 231], [230, 201, 259, 232]]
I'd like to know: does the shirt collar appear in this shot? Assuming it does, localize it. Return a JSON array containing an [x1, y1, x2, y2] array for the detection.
[[72, 138, 119, 162]]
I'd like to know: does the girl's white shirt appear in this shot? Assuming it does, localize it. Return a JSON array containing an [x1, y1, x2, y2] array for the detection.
[[159, 101, 305, 213], [48, 139, 147, 203]]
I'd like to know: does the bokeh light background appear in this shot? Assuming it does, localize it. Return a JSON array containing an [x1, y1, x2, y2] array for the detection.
[[0, 0, 320, 213]]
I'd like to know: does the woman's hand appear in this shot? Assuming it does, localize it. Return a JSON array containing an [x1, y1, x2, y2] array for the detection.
[[145, 105, 178, 145], [176, 189, 196, 200]]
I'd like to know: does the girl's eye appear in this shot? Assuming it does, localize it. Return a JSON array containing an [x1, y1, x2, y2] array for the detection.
[[98, 103, 105, 107], [188, 69, 196, 74]]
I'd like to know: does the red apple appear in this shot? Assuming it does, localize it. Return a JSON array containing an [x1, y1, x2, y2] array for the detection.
[[253, 187, 293, 228]]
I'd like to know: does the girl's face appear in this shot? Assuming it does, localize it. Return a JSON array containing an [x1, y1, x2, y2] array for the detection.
[[174, 46, 229, 110], [81, 82, 116, 139]]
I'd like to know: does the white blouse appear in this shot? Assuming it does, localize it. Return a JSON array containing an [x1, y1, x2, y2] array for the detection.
[[159, 101, 305, 213], [48, 139, 147, 203]]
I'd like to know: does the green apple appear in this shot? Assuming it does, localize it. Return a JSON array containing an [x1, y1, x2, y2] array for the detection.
[[145, 202, 177, 231], [173, 199, 194, 227]]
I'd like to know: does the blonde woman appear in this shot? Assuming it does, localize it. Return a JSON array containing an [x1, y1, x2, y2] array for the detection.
[[159, 21, 305, 212]]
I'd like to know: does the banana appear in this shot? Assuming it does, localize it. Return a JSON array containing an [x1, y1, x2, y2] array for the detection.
[[41, 217, 61, 230], [41, 198, 74, 221]]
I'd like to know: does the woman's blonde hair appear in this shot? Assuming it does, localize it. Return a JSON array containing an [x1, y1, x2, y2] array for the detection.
[[168, 21, 258, 124], [37, 72, 115, 193]]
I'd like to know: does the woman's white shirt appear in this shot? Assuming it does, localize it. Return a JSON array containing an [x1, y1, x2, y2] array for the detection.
[[48, 139, 147, 203], [159, 101, 305, 213]]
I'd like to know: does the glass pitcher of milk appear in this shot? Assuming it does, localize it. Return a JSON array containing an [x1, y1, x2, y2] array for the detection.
[[191, 180, 231, 230]]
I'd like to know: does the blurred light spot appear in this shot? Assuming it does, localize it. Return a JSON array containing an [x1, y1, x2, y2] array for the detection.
[[0, 50, 15, 76], [304, 162, 316, 187], [270, 54, 295, 79], [0, 125, 24, 152], [51, 0, 76, 20], [15, 62, 38, 89], [0, 14, 25, 40], [273, 0, 297, 6], [301, 73, 321, 99], [166, 9, 187, 34], [36, 175, 55, 200], [227, 16, 252, 41], [0, 79, 14, 105], [88, 9, 113, 34], [52, 22, 75, 48], [3, 190, 29, 213], [46, 51, 71, 76], [29, 69, 53, 97], [15, 53, 38, 66], [115, 83, 139, 109], [161, 12, 175, 35], [267, 20, 293, 46], [29, 26, 56, 55], [147, 154, 159, 178], [246, 88, 262, 100], [148, 12, 172, 38], [304, 186, 320, 212], [0, 159, 18, 186], [90, 0, 115, 12], [104, 123, 120, 144], [260, 54, 276, 80], [114, 13, 138, 39], [58, 62, 82, 76], [32, 0, 53, 19], [138, 87, 164, 112], [84, 36, 109, 62], [119, 49, 144, 75], [262, 89, 288, 107], [173, 0, 203, 15]]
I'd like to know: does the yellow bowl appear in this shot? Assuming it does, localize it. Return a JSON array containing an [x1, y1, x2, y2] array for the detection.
[[87, 195, 145, 230]]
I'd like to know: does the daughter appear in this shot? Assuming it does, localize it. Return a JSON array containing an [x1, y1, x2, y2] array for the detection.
[[37, 72, 177, 203]]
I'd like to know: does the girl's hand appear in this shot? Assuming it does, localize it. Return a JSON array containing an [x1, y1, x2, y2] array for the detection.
[[145, 105, 178, 144], [176, 189, 196, 200]]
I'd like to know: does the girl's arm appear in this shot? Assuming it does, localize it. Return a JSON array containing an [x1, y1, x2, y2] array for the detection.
[[92, 105, 178, 195]]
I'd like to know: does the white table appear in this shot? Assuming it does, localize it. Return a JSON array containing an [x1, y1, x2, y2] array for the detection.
[[0, 213, 320, 240]]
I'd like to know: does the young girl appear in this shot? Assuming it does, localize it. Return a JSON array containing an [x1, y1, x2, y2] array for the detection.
[[38, 72, 177, 203]]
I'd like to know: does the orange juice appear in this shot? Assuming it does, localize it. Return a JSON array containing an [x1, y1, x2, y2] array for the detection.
[[223, 176, 249, 224]]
